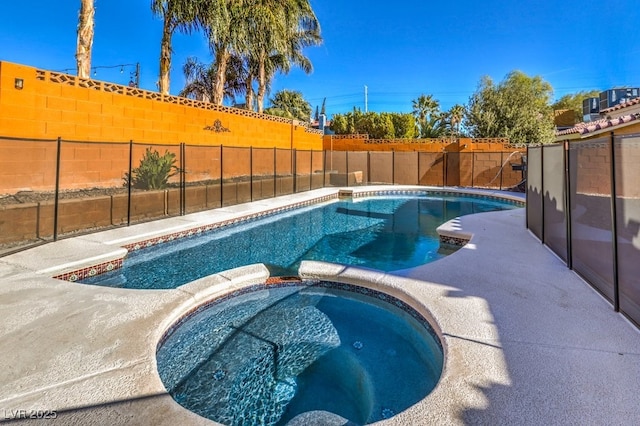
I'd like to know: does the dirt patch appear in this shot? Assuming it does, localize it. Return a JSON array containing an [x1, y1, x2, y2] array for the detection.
[[0, 187, 130, 206]]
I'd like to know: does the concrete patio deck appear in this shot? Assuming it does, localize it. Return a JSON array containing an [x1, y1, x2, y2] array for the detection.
[[0, 186, 638, 425]]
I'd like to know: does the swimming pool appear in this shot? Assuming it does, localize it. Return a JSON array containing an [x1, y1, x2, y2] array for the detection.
[[81, 193, 521, 289], [156, 281, 443, 425]]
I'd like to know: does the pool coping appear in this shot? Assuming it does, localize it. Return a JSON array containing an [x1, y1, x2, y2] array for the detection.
[[44, 186, 524, 283], [2, 186, 640, 425]]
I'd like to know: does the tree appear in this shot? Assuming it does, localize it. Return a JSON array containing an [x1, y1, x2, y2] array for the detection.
[[202, 1, 243, 105], [264, 89, 312, 121], [412, 94, 446, 138], [151, 0, 204, 95], [330, 109, 411, 138], [243, 0, 321, 113], [178, 55, 246, 104], [356, 112, 395, 139], [447, 104, 466, 136], [76, 0, 94, 78], [330, 114, 354, 134], [179, 57, 215, 102], [552, 90, 600, 124], [466, 71, 555, 144], [201, 1, 321, 110], [389, 113, 418, 138]]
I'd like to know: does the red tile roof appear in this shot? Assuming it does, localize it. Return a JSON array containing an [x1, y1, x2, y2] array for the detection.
[[556, 113, 639, 136], [600, 96, 640, 113]]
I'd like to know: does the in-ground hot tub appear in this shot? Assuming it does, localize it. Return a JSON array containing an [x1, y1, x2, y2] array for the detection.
[[156, 280, 443, 425]]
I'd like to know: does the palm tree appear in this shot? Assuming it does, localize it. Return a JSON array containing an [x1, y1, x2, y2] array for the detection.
[[263, 23, 321, 111], [179, 57, 215, 102], [179, 55, 246, 105], [224, 53, 248, 106], [198, 1, 247, 105], [448, 104, 466, 136], [151, 0, 205, 95], [412, 94, 443, 137], [264, 89, 312, 121], [242, 0, 321, 113], [76, 0, 95, 78], [199, 1, 321, 108]]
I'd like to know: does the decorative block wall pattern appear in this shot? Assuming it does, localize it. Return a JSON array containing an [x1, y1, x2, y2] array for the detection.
[[0, 61, 323, 149]]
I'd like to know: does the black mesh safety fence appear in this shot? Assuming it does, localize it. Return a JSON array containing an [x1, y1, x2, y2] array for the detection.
[[251, 147, 277, 201], [393, 152, 419, 185], [369, 151, 394, 184], [418, 152, 445, 187], [0, 136, 59, 249], [527, 133, 640, 329], [222, 146, 251, 206], [183, 144, 222, 213], [128, 142, 183, 222], [1, 137, 527, 256], [526, 146, 543, 241], [294, 150, 312, 193], [614, 134, 640, 325], [324, 150, 347, 186], [310, 150, 324, 190], [542, 144, 568, 262], [275, 148, 293, 196], [345, 151, 368, 186], [568, 137, 615, 302]]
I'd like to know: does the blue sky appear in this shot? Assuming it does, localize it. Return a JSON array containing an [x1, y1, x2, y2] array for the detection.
[[1, 0, 639, 117]]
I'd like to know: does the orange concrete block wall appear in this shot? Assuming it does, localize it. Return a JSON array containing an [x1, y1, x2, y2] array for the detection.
[[0, 61, 323, 149], [0, 61, 325, 193], [322, 135, 518, 153]]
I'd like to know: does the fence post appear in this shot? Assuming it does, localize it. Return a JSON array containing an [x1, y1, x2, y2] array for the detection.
[[127, 140, 133, 226], [499, 151, 504, 190], [564, 141, 572, 269], [273, 147, 277, 197], [53, 137, 62, 241], [180, 143, 186, 215], [444, 151, 448, 187], [525, 146, 529, 230], [292, 148, 297, 193], [345, 151, 349, 187], [322, 149, 326, 189], [392, 150, 395, 185], [471, 152, 475, 188], [250, 146, 253, 202], [540, 145, 545, 244], [220, 145, 224, 207], [609, 131, 620, 312], [309, 150, 313, 190]]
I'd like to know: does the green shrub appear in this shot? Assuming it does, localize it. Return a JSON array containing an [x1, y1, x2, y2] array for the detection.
[[124, 147, 178, 190]]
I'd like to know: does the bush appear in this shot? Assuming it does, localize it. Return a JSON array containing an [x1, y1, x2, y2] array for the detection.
[[124, 147, 178, 190]]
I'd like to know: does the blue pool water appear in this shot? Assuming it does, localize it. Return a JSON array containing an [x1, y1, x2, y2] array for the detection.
[[82, 194, 520, 289], [156, 282, 444, 425]]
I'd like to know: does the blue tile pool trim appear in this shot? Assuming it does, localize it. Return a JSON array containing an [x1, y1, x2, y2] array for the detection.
[[53, 194, 337, 282], [352, 189, 525, 207], [157, 279, 443, 352], [53, 189, 523, 282], [121, 194, 338, 253], [439, 235, 470, 247], [353, 189, 524, 249]]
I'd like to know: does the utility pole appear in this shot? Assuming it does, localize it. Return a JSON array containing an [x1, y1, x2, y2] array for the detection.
[[364, 85, 368, 112]]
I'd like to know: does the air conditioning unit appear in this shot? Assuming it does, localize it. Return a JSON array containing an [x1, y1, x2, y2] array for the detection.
[[599, 88, 640, 111], [582, 97, 600, 122]]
